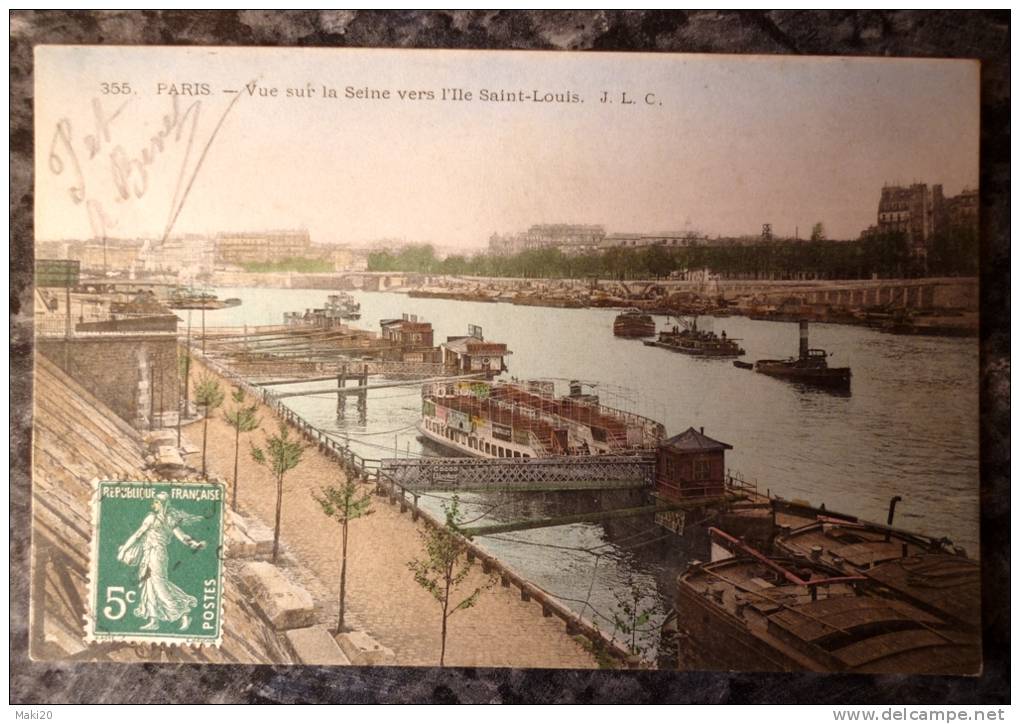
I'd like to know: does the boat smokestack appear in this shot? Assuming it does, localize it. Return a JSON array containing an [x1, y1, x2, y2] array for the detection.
[[799, 320, 809, 359], [885, 495, 902, 541]]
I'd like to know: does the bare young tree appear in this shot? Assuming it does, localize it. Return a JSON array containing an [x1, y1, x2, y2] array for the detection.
[[407, 495, 492, 666], [611, 570, 657, 664], [222, 388, 262, 511], [312, 479, 374, 634], [250, 422, 306, 563], [193, 374, 225, 478]]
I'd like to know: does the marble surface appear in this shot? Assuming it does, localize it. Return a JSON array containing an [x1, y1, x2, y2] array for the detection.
[[10, 10, 1010, 704]]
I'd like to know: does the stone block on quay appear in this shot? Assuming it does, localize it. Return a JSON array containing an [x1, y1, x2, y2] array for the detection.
[[153, 446, 187, 477], [235, 514, 276, 556], [143, 430, 177, 453], [335, 630, 395, 666], [285, 626, 352, 665], [224, 524, 257, 559], [239, 561, 316, 631]]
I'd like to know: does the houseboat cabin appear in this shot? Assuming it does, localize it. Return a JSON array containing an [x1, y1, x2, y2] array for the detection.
[[655, 427, 732, 499], [379, 314, 434, 349], [440, 336, 511, 378]]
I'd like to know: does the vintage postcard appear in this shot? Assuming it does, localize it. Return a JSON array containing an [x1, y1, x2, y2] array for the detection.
[[31, 45, 980, 672]]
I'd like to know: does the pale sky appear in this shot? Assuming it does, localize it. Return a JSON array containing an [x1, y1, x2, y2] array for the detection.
[[35, 46, 979, 248]]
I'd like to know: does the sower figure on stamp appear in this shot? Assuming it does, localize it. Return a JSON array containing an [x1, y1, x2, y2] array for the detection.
[[117, 492, 207, 631]]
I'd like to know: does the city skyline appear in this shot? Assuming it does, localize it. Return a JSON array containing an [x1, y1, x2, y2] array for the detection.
[[36, 47, 978, 249]]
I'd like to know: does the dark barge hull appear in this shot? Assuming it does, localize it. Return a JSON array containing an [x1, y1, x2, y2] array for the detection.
[[643, 340, 746, 357], [615, 328, 656, 338], [512, 297, 585, 308], [407, 291, 498, 302], [675, 586, 814, 673], [614, 321, 656, 338], [754, 364, 852, 390]]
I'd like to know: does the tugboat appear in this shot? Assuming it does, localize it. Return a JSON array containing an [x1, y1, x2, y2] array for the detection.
[[613, 308, 656, 338], [643, 316, 745, 357], [751, 321, 851, 391]]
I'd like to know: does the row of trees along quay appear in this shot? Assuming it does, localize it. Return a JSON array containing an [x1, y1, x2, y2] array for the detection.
[[366, 228, 977, 280], [185, 372, 551, 667], [187, 355, 668, 665]]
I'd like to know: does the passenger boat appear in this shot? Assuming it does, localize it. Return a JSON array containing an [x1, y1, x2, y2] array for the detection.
[[643, 317, 745, 357], [613, 309, 656, 338], [418, 379, 665, 458], [674, 529, 981, 674], [753, 321, 850, 391], [325, 293, 361, 320]]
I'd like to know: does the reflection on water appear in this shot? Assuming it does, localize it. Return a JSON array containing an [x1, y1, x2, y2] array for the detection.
[[205, 286, 980, 659]]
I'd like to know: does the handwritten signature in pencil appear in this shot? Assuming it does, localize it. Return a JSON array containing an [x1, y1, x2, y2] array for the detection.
[[47, 90, 243, 243]]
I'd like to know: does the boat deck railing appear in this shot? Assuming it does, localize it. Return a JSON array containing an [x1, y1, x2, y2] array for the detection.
[[726, 469, 760, 497]]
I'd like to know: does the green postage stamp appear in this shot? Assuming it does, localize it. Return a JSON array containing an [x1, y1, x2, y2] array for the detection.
[[87, 481, 225, 646]]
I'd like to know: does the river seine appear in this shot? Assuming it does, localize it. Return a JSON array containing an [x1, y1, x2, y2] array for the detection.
[[202, 286, 980, 658]]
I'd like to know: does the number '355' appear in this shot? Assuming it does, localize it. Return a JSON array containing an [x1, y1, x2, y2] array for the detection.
[[101, 82, 131, 94]]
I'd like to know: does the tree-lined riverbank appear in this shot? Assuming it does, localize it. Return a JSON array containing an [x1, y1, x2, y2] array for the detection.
[[181, 357, 598, 668]]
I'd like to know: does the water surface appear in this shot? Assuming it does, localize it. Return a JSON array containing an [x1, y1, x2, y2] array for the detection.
[[202, 286, 980, 657]]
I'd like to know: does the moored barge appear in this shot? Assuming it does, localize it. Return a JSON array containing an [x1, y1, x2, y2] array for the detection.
[[166, 287, 235, 310], [674, 530, 981, 674], [613, 309, 657, 338], [643, 317, 745, 357], [773, 516, 978, 632]]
